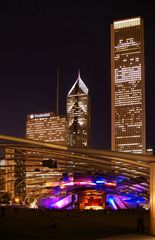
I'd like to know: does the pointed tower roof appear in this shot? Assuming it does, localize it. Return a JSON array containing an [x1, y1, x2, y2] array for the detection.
[[68, 71, 88, 96]]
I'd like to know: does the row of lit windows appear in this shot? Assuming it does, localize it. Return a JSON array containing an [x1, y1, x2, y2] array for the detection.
[[115, 65, 141, 72], [115, 102, 141, 107], [116, 135, 141, 139], [115, 51, 141, 59], [27, 128, 66, 132], [115, 41, 140, 50], [27, 120, 66, 124], [114, 18, 141, 29]]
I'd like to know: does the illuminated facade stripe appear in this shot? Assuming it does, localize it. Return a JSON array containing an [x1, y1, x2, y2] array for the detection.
[[111, 17, 146, 154], [114, 18, 141, 29]]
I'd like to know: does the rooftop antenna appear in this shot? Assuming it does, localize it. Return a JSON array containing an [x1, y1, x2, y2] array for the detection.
[[78, 69, 80, 79], [56, 67, 59, 116]]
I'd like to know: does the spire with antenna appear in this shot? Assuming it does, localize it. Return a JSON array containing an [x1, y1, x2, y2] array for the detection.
[[78, 69, 81, 79], [68, 70, 88, 96]]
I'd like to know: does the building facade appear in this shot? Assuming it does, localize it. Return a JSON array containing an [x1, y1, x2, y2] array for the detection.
[[66, 72, 90, 147], [26, 112, 67, 145], [25, 112, 67, 197], [0, 158, 6, 195], [5, 148, 26, 202], [111, 17, 146, 154]]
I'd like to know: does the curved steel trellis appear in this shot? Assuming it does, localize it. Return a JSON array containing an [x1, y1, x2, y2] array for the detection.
[[0, 134, 155, 200]]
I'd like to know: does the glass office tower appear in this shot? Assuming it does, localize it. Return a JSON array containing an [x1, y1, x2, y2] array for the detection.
[[111, 17, 146, 154], [67, 72, 90, 147]]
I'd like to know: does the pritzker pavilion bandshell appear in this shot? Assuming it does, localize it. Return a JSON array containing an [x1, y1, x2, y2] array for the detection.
[[0, 135, 155, 235]]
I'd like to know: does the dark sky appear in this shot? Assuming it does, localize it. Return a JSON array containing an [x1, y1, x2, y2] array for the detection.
[[0, 0, 155, 150]]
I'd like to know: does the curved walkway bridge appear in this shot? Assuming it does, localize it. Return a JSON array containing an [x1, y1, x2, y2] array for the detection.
[[0, 134, 155, 235]]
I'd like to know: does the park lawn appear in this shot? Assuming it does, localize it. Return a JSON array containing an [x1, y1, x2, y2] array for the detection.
[[0, 208, 149, 240]]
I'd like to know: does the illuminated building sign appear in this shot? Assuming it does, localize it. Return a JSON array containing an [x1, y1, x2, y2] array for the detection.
[[30, 113, 51, 119]]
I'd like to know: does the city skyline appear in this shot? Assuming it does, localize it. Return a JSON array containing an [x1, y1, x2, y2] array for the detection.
[[0, 1, 155, 150]]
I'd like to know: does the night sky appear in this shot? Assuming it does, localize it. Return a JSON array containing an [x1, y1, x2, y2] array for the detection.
[[0, 1, 155, 150]]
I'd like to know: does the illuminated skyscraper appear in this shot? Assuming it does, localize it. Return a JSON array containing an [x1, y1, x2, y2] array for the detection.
[[67, 72, 90, 147], [111, 17, 146, 154]]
